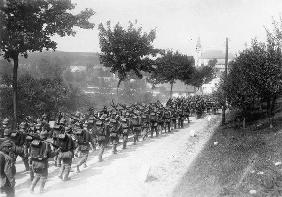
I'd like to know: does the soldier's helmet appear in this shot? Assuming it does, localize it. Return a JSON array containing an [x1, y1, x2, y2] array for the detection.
[[19, 122, 26, 129], [120, 118, 127, 123], [74, 121, 81, 128], [35, 123, 41, 130], [40, 130, 48, 140], [110, 119, 117, 124], [96, 120, 103, 127], [65, 126, 72, 133], [2, 118, 9, 125], [59, 118, 67, 126], [36, 118, 42, 124], [3, 128, 11, 137], [83, 123, 88, 128]]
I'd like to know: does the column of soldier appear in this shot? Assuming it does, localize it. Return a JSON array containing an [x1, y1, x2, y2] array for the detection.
[[0, 96, 219, 196]]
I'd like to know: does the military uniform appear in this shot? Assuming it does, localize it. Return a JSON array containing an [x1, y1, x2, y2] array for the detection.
[[0, 129, 24, 197], [108, 119, 120, 154], [95, 120, 107, 162], [74, 127, 94, 172], [29, 131, 57, 193], [57, 131, 75, 181]]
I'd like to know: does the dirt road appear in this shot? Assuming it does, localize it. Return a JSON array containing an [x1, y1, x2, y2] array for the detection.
[[14, 115, 220, 197]]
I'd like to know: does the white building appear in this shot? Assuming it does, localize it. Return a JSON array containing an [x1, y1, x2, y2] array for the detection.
[[194, 38, 235, 94]]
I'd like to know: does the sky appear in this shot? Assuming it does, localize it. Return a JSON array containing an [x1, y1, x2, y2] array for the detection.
[[53, 0, 282, 56]]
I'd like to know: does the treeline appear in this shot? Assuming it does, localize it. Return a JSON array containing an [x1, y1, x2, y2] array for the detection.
[[0, 1, 215, 126], [216, 18, 282, 128], [0, 57, 91, 120]]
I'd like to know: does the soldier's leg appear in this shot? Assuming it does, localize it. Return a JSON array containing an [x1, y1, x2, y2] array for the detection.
[[112, 138, 118, 154], [155, 126, 159, 136], [21, 155, 30, 171], [58, 162, 65, 179], [39, 177, 47, 193], [63, 158, 72, 181], [5, 185, 15, 197], [57, 156, 62, 167], [150, 126, 154, 138], [123, 135, 128, 149], [30, 174, 40, 192], [39, 169, 48, 193], [98, 141, 105, 162], [29, 159, 34, 181], [54, 155, 58, 167], [76, 152, 88, 172]]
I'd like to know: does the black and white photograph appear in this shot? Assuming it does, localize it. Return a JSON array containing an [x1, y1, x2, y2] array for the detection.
[[1, 0, 282, 196]]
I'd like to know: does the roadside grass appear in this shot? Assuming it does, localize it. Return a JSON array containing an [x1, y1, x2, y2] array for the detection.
[[173, 111, 282, 197]]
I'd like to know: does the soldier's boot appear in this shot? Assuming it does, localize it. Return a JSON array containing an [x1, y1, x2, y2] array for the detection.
[[83, 163, 87, 168], [30, 176, 40, 193], [112, 144, 117, 154], [63, 166, 71, 181], [39, 178, 47, 193]]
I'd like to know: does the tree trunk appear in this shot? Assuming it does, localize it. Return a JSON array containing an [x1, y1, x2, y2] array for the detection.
[[12, 55, 19, 129], [269, 96, 277, 128], [266, 98, 272, 128], [116, 79, 122, 103], [170, 82, 173, 98], [243, 117, 246, 129]]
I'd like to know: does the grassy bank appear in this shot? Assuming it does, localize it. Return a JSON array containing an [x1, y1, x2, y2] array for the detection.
[[173, 112, 282, 197]]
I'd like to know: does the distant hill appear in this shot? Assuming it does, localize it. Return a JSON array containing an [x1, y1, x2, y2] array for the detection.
[[0, 51, 101, 68], [20, 51, 101, 66]]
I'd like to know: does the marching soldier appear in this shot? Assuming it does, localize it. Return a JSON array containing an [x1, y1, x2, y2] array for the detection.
[[95, 120, 108, 162], [0, 128, 24, 197], [149, 110, 158, 137], [29, 131, 58, 193], [131, 111, 142, 144], [74, 124, 95, 172], [119, 117, 130, 149], [57, 128, 75, 181]]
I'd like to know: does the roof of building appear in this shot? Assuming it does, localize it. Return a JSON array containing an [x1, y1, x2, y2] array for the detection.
[[200, 50, 234, 59]]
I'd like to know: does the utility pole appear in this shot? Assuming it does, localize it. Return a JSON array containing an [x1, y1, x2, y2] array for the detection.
[[222, 37, 228, 125]]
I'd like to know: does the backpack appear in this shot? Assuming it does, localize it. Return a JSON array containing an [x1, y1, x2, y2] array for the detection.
[[132, 116, 141, 126], [30, 140, 48, 160], [0, 151, 15, 189]]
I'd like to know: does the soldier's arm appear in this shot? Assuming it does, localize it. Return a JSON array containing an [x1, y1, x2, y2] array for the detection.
[[48, 143, 58, 158]]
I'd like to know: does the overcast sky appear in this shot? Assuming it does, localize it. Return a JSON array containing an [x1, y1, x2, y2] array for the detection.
[[52, 0, 282, 56]]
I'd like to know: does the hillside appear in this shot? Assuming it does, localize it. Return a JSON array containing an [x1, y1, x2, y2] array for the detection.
[[0, 51, 101, 68]]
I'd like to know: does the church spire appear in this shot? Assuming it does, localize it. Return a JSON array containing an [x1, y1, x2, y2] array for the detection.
[[196, 37, 201, 52], [195, 37, 202, 67]]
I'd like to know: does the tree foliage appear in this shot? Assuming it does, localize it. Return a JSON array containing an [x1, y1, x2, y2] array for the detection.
[[148, 50, 195, 97], [0, 0, 95, 125], [218, 39, 282, 126], [185, 59, 216, 90], [98, 21, 158, 89]]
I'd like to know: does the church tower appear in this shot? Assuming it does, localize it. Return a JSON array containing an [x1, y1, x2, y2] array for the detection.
[[195, 37, 202, 67]]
